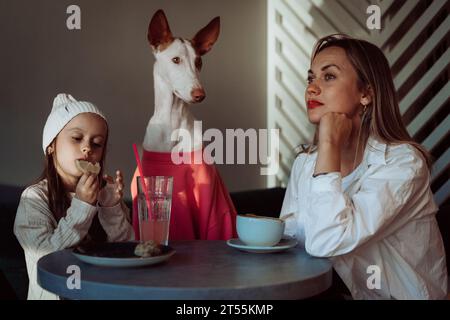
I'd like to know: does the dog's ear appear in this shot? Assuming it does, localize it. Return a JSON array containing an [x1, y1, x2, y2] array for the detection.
[[192, 17, 220, 56], [148, 9, 174, 51]]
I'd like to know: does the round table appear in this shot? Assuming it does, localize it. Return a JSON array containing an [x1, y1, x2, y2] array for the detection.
[[37, 240, 332, 300]]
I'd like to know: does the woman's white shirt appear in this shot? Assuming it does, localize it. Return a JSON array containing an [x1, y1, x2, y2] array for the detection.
[[281, 137, 447, 299]]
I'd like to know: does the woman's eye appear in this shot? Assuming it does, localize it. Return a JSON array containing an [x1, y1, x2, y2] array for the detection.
[[307, 76, 314, 84], [93, 143, 102, 148], [172, 57, 180, 64], [72, 137, 82, 142], [324, 73, 335, 81]]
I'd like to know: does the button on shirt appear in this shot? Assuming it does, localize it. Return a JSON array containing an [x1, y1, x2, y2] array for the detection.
[[281, 137, 447, 299]]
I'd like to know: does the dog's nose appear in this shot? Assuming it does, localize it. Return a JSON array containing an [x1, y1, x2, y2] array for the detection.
[[191, 88, 205, 103]]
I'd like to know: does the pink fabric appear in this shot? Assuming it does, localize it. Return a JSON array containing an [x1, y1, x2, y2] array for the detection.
[[131, 149, 237, 240]]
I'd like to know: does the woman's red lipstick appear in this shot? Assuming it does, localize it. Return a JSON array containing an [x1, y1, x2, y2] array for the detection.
[[307, 100, 323, 109]]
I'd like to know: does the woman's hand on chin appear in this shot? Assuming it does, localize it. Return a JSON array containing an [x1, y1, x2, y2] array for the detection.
[[318, 112, 353, 148]]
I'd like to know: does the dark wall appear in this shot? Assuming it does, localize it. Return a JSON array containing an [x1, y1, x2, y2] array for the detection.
[[0, 0, 267, 197]]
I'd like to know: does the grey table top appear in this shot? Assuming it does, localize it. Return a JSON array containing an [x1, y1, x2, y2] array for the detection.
[[37, 240, 333, 300]]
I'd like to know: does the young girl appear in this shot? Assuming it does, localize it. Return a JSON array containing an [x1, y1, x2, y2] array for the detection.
[[280, 34, 447, 299], [14, 93, 134, 300]]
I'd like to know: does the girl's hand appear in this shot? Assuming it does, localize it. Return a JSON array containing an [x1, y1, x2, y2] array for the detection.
[[75, 173, 99, 205], [318, 112, 353, 148], [98, 170, 124, 207]]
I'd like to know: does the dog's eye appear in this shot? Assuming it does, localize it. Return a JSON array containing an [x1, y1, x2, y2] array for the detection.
[[172, 57, 181, 64]]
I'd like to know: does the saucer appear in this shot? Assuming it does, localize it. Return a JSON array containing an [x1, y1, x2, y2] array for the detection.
[[226, 237, 298, 253]]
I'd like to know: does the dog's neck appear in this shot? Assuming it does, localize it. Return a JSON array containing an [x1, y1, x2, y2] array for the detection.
[[143, 70, 202, 152]]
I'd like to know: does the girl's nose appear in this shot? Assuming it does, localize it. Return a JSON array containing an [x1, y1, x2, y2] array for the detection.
[[306, 82, 320, 96], [82, 145, 91, 154]]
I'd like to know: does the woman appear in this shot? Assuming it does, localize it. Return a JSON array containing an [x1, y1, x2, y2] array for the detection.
[[280, 34, 447, 299]]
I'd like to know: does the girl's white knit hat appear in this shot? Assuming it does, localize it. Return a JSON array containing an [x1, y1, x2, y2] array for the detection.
[[42, 93, 107, 154]]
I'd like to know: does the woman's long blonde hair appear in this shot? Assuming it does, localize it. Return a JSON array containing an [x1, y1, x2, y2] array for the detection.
[[301, 34, 432, 169]]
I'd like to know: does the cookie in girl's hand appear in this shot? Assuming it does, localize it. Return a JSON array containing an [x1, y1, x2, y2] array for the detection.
[[75, 159, 101, 175]]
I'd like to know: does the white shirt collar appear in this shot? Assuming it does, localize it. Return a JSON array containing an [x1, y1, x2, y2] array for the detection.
[[365, 136, 387, 166]]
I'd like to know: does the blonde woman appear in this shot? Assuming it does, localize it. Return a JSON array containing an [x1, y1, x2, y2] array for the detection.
[[280, 34, 447, 299]]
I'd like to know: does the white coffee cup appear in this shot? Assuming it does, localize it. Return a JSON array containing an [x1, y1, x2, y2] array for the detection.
[[236, 214, 285, 247]]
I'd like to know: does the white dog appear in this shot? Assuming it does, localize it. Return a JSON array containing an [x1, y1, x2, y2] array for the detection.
[[131, 10, 237, 240]]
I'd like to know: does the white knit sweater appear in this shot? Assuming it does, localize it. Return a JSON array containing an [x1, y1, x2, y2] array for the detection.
[[13, 179, 134, 300]]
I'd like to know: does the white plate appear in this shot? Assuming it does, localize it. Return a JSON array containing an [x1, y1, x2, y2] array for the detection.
[[72, 241, 175, 268], [226, 237, 298, 253]]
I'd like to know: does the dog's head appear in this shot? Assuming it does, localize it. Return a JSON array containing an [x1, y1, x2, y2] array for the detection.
[[148, 9, 220, 104]]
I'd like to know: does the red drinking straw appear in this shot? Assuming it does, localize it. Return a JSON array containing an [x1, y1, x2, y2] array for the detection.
[[132, 143, 151, 213]]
